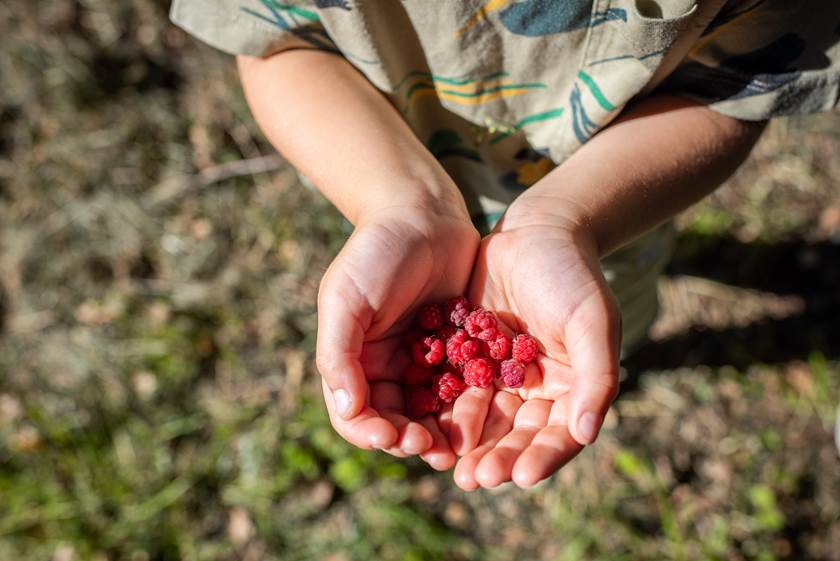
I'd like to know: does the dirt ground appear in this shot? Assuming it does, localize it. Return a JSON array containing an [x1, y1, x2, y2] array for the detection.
[[1, 2, 838, 560]]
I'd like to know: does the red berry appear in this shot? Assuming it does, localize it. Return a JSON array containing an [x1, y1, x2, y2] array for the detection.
[[445, 296, 470, 317], [436, 324, 458, 342], [463, 357, 496, 388], [412, 336, 445, 366], [460, 340, 480, 362], [486, 333, 511, 360], [500, 359, 526, 388], [446, 296, 472, 327], [445, 329, 479, 365], [476, 326, 500, 342], [403, 329, 425, 347], [445, 329, 466, 361], [405, 364, 433, 386], [418, 304, 443, 330], [465, 308, 498, 340], [512, 334, 538, 364], [435, 372, 467, 403], [407, 387, 440, 418]]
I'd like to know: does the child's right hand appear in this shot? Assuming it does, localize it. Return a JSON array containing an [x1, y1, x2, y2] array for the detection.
[[316, 203, 479, 470]]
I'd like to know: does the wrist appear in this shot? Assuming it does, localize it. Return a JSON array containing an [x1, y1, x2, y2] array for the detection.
[[502, 189, 600, 256], [352, 177, 472, 228]]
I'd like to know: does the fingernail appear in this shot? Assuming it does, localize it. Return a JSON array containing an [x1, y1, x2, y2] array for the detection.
[[577, 411, 601, 444], [333, 389, 351, 419]]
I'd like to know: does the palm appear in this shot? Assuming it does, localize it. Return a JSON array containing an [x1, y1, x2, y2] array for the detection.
[[318, 210, 479, 470], [442, 225, 620, 489]]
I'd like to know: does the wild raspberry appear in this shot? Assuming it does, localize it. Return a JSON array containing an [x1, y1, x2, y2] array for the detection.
[[460, 340, 480, 363], [500, 359, 526, 388], [512, 334, 538, 364], [486, 333, 511, 360], [445, 329, 479, 365], [412, 336, 445, 366], [463, 357, 496, 388], [445, 329, 466, 360], [405, 364, 433, 386], [403, 329, 425, 347], [465, 308, 498, 340], [435, 372, 467, 403], [446, 296, 472, 327], [407, 387, 440, 418], [476, 326, 500, 342], [436, 324, 458, 343], [418, 304, 443, 330]]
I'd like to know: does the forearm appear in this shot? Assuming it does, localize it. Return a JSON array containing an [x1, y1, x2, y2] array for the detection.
[[505, 95, 765, 255], [237, 49, 467, 225]]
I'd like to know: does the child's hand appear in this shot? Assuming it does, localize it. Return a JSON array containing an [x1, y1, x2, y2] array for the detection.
[[317, 204, 479, 470], [443, 204, 621, 489]]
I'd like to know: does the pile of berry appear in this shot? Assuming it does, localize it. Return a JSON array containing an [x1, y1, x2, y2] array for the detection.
[[404, 297, 538, 418]]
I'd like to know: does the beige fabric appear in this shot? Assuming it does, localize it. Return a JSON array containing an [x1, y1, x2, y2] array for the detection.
[[172, 0, 840, 350]]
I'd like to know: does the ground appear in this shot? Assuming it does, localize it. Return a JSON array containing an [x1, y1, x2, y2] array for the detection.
[[0, 2, 838, 560]]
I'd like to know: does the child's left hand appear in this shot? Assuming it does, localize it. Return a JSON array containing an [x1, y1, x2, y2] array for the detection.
[[440, 204, 622, 490]]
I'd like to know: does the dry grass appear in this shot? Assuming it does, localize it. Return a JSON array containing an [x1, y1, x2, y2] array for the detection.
[[1, 2, 838, 560]]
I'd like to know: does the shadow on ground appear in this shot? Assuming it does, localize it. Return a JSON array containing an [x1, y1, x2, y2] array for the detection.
[[625, 232, 840, 374]]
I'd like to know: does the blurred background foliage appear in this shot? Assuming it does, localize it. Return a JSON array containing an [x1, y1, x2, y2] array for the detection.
[[0, 1, 838, 560]]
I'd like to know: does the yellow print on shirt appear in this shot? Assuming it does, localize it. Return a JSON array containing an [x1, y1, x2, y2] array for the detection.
[[397, 70, 546, 113]]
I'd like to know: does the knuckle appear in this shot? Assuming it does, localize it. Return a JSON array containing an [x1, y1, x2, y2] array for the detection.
[[315, 353, 338, 379], [589, 374, 620, 402]]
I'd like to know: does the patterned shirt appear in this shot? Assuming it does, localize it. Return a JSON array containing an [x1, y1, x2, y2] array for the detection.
[[171, 1, 839, 352], [171, 0, 840, 227]]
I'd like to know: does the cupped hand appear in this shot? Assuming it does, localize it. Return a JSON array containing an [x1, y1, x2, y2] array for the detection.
[[443, 209, 622, 490], [316, 203, 480, 470]]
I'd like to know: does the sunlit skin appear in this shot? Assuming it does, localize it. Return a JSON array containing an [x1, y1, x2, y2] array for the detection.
[[317, 206, 479, 469], [444, 221, 620, 489], [238, 49, 480, 468], [238, 47, 765, 489]]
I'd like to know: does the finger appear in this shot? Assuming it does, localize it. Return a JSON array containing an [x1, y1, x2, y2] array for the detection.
[[323, 379, 398, 449], [418, 416, 457, 471], [449, 385, 494, 456], [453, 391, 521, 491], [437, 402, 454, 440], [512, 426, 582, 488], [474, 399, 551, 488], [474, 427, 540, 489], [514, 357, 574, 402], [370, 381, 433, 456], [511, 395, 582, 487], [316, 267, 373, 420], [380, 413, 433, 456], [564, 290, 621, 445]]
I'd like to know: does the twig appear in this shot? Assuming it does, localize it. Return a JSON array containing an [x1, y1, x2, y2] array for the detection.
[[198, 154, 286, 186], [148, 154, 287, 209]]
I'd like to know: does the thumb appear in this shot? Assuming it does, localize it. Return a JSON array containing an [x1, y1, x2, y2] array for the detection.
[[316, 269, 371, 420], [564, 290, 621, 445]]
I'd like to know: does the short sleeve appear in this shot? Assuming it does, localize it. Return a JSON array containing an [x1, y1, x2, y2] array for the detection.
[[170, 0, 338, 57], [658, 0, 840, 120]]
